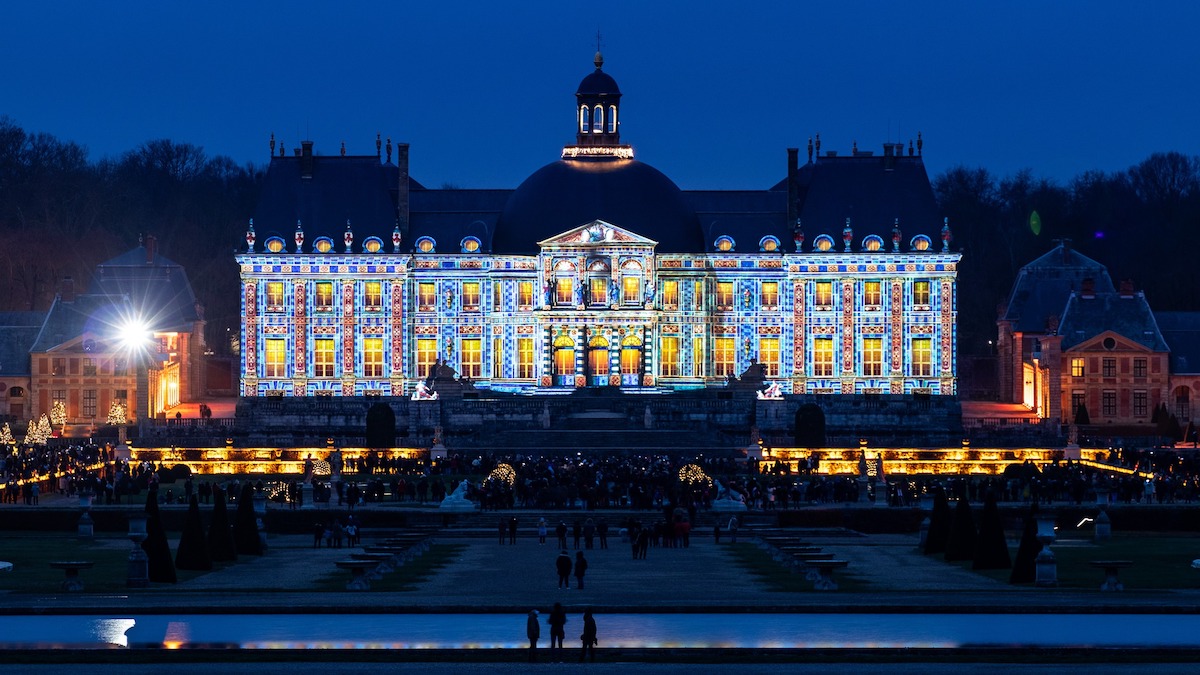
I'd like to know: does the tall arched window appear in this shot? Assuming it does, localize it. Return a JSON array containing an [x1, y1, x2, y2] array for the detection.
[[607, 105, 617, 133], [593, 106, 604, 133], [580, 105, 590, 133], [553, 335, 575, 386]]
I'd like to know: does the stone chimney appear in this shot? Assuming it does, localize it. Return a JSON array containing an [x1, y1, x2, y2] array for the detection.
[[786, 148, 799, 229], [397, 142, 410, 243], [300, 140, 315, 179]]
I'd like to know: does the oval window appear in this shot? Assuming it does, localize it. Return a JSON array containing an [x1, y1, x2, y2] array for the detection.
[[265, 237, 286, 253], [416, 237, 436, 253], [714, 236, 735, 252], [363, 237, 384, 253], [313, 237, 334, 253]]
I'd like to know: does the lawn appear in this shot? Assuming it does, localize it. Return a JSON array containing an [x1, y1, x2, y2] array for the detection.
[[725, 542, 868, 592]]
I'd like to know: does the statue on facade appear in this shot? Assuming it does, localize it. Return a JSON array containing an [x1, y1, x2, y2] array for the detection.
[[412, 381, 439, 401], [756, 381, 784, 400]]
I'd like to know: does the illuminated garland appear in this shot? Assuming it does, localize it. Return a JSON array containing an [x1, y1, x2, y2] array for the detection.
[[487, 463, 517, 487], [678, 463, 712, 487]]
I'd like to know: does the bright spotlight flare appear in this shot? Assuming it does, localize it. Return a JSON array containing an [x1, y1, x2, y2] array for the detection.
[[117, 318, 153, 352]]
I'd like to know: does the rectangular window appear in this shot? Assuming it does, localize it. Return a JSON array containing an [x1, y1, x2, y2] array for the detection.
[[1071, 391, 1085, 418], [714, 337, 735, 377], [693, 280, 705, 310], [518, 281, 533, 307], [590, 277, 609, 306], [82, 390, 97, 418], [493, 282, 502, 310], [1102, 358, 1116, 377], [518, 338, 535, 379], [52, 389, 67, 406], [556, 278, 574, 305], [815, 281, 833, 308], [461, 338, 481, 378], [759, 337, 780, 377], [912, 337, 932, 377], [418, 282, 436, 310], [761, 282, 779, 308], [82, 358, 97, 376], [364, 281, 382, 311], [113, 357, 127, 376], [266, 281, 285, 310], [622, 276, 640, 304], [265, 338, 287, 378], [716, 281, 734, 309], [114, 389, 127, 402], [314, 282, 334, 312], [52, 357, 66, 376], [1071, 357, 1085, 377], [492, 338, 503, 379], [692, 336, 705, 377], [662, 280, 679, 308], [660, 336, 680, 377], [1133, 390, 1148, 417], [461, 282, 481, 311], [913, 280, 931, 306], [813, 338, 835, 377], [313, 338, 335, 378], [863, 281, 882, 307], [1102, 390, 1117, 417], [862, 337, 883, 376], [1133, 358, 1147, 377], [416, 338, 438, 379], [362, 337, 384, 378]]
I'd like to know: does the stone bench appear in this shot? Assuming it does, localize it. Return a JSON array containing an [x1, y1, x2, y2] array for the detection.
[[1088, 560, 1133, 591], [811, 559, 850, 591], [335, 559, 375, 590], [49, 561, 94, 592]]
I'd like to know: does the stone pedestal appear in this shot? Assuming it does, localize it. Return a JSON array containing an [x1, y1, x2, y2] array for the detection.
[[1034, 517, 1058, 587], [874, 481, 889, 507], [300, 483, 315, 510], [856, 478, 869, 503], [1094, 508, 1112, 542], [918, 517, 930, 550], [77, 493, 94, 538]]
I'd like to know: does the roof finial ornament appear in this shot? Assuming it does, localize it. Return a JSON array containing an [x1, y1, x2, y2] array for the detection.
[[344, 220, 354, 253], [843, 218, 853, 252], [941, 217, 952, 252], [376, 133, 382, 158], [815, 134, 821, 157], [892, 218, 902, 252], [594, 29, 604, 69], [295, 220, 304, 252], [270, 132, 275, 158], [917, 131, 923, 156], [246, 219, 255, 253], [793, 220, 804, 252], [386, 137, 393, 163], [279, 141, 285, 158], [807, 137, 813, 163], [852, 140, 858, 154], [340, 141, 346, 157], [908, 139, 914, 157], [392, 222, 403, 253]]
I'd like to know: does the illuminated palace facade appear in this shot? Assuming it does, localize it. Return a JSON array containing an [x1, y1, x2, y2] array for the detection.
[[237, 54, 959, 398]]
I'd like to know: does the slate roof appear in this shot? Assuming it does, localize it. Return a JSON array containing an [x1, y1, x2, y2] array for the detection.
[[1058, 291, 1167, 352], [29, 295, 134, 353], [0, 312, 47, 377], [93, 245, 202, 330], [1002, 243, 1116, 333], [410, 189, 510, 253], [685, 190, 788, 252], [771, 154, 942, 239], [1155, 311, 1200, 374]]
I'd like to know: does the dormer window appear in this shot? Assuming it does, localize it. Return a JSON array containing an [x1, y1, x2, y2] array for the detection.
[[362, 236, 384, 253], [759, 236, 780, 252], [814, 235, 835, 252], [862, 235, 884, 252], [264, 237, 286, 253], [415, 236, 436, 253], [714, 236, 734, 252], [911, 235, 932, 251], [461, 237, 481, 253], [313, 237, 334, 253]]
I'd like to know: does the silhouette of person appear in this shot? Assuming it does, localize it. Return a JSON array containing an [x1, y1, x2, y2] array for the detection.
[[526, 610, 540, 661], [555, 549, 573, 589], [580, 609, 598, 661], [574, 551, 589, 589], [548, 601, 567, 649]]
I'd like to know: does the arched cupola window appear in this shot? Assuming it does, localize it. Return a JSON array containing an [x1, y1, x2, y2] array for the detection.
[[593, 106, 604, 134], [580, 105, 590, 133], [608, 105, 617, 133]]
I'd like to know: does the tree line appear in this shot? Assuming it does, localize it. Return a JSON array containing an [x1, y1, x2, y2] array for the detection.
[[2, 116, 1198, 357]]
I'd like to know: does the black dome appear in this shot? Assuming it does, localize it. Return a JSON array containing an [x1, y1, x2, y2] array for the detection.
[[492, 157, 704, 254], [577, 69, 620, 97]]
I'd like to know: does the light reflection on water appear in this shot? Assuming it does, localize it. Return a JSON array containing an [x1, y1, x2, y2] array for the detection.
[[0, 614, 1197, 649]]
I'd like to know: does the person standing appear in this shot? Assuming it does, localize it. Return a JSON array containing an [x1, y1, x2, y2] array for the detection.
[[555, 549, 573, 589], [526, 610, 540, 661], [556, 521, 568, 549], [509, 516, 518, 544], [537, 517, 548, 545], [597, 519, 609, 549], [580, 608, 598, 662], [727, 515, 739, 543], [547, 602, 567, 649], [583, 518, 596, 549], [498, 517, 507, 545], [572, 519, 582, 550], [574, 551, 589, 589]]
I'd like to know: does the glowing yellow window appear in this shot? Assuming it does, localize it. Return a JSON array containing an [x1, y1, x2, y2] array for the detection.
[[813, 338, 834, 377], [416, 338, 438, 379], [418, 283, 436, 309], [862, 337, 883, 376], [462, 282, 481, 310], [553, 335, 575, 378], [758, 337, 780, 377], [912, 338, 932, 377], [265, 238, 285, 253], [693, 280, 705, 310], [518, 337, 535, 379], [590, 277, 608, 305], [662, 280, 679, 307], [492, 337, 503, 378], [864, 281, 881, 307], [265, 282, 285, 310], [264, 338, 287, 378], [692, 336, 705, 377], [364, 238, 383, 253], [622, 276, 640, 304], [556, 277, 574, 305], [518, 281, 533, 307], [364, 281, 382, 310], [314, 238, 333, 253], [716, 282, 733, 308], [314, 282, 334, 311], [362, 337, 384, 378], [815, 281, 833, 308], [1071, 358, 1085, 377], [313, 338, 335, 378], [461, 338, 481, 378], [761, 282, 778, 308], [659, 336, 679, 377], [913, 280, 931, 306], [714, 337, 735, 377]]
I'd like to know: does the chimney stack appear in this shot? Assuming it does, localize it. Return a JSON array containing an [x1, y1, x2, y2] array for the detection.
[[300, 140, 315, 179], [397, 143, 411, 243], [786, 148, 799, 229]]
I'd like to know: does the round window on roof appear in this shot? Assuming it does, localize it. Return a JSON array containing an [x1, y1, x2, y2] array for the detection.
[[264, 237, 286, 253], [363, 236, 384, 253], [911, 235, 932, 251], [313, 237, 334, 253], [759, 236, 780, 252], [813, 235, 835, 252], [461, 237, 481, 253], [415, 236, 436, 253], [1103, 337, 1117, 351], [862, 235, 884, 252], [714, 236, 735, 252]]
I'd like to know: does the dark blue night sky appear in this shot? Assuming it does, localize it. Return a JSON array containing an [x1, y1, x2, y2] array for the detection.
[[3, 1, 1197, 188]]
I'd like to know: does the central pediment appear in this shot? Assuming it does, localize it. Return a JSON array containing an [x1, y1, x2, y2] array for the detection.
[[537, 220, 658, 248]]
